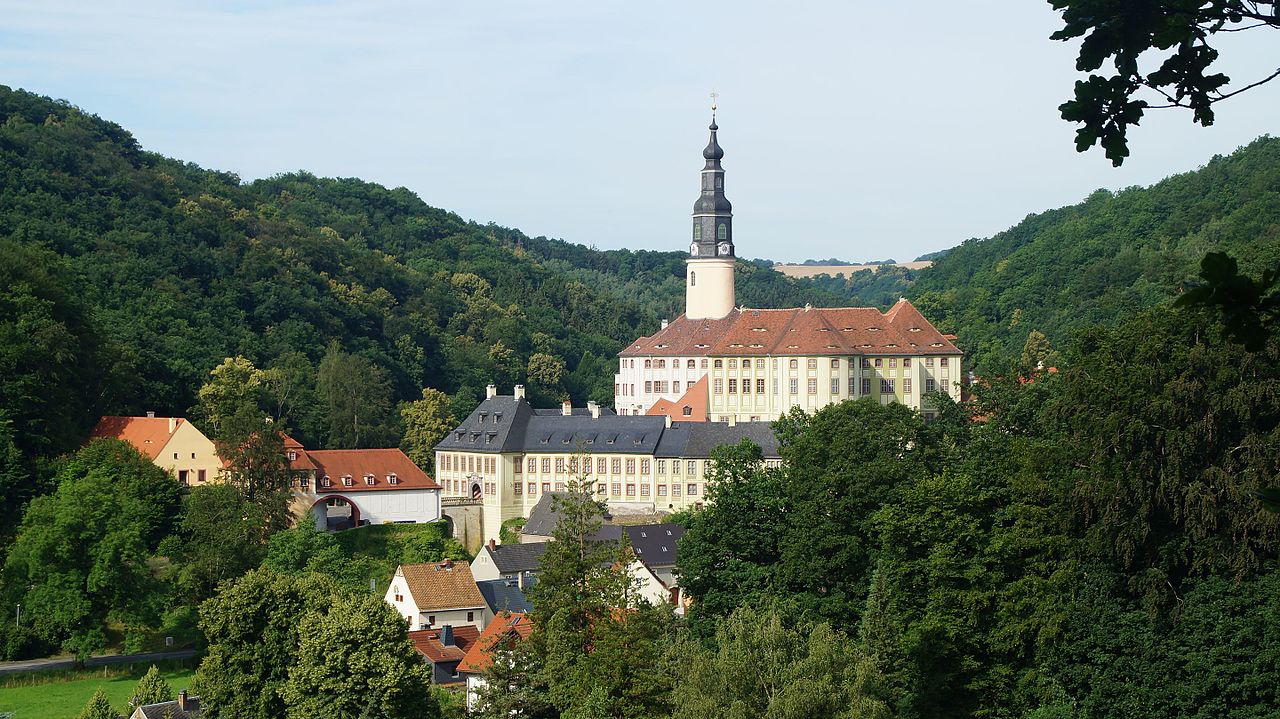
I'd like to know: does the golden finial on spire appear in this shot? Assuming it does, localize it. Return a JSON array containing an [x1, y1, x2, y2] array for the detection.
[[710, 91, 719, 115]]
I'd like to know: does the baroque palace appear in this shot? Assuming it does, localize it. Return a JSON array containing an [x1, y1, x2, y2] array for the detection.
[[436, 110, 961, 542], [613, 112, 962, 421]]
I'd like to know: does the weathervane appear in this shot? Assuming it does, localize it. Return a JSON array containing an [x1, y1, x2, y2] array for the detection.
[[710, 91, 718, 119]]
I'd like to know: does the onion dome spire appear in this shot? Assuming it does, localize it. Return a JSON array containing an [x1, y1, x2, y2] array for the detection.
[[689, 93, 733, 259]]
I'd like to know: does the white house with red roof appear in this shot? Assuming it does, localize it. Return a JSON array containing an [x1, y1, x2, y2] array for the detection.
[[613, 114, 962, 421], [283, 439, 442, 530]]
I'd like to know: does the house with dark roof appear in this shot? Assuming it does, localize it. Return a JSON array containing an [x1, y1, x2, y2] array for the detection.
[[472, 538, 546, 588], [408, 624, 481, 684], [128, 690, 200, 719], [385, 559, 488, 631], [435, 388, 780, 545], [476, 578, 534, 618]]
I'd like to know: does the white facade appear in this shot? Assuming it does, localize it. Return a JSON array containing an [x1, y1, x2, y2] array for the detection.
[[614, 355, 709, 416], [385, 575, 423, 628], [297, 486, 441, 531]]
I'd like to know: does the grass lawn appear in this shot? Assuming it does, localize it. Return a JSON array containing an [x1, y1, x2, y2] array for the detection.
[[0, 662, 196, 719]]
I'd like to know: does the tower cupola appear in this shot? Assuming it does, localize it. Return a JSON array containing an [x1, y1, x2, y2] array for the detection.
[[684, 97, 736, 321]]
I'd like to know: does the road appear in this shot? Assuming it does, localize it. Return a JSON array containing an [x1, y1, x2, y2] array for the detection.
[[0, 649, 198, 676]]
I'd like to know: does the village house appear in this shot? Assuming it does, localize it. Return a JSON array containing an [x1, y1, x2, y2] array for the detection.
[[457, 612, 534, 711], [128, 690, 200, 719], [89, 414, 222, 487], [407, 624, 482, 684], [282, 440, 442, 531], [385, 559, 488, 631]]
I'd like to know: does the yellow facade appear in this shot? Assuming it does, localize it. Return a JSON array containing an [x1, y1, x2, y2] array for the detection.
[[153, 420, 223, 487]]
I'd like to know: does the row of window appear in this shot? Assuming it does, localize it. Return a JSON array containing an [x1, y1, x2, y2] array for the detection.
[[439, 454, 497, 474], [450, 479, 703, 499], [623, 356, 954, 372], [644, 380, 683, 395], [298, 473, 401, 489], [711, 376, 941, 396]]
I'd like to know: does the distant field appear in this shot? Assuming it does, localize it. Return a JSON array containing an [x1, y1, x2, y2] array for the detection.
[[0, 663, 195, 719], [773, 261, 932, 278]]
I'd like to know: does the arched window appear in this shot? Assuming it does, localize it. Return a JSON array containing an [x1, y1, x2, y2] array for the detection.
[[789, 359, 798, 369], [657, 359, 666, 369], [714, 359, 723, 369], [690, 272, 696, 286], [693, 223, 701, 240], [644, 359, 652, 369], [687, 359, 696, 369], [717, 223, 727, 240], [682, 405, 692, 416]]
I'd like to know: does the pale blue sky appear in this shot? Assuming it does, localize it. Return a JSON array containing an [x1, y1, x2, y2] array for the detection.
[[1, 1, 1276, 262]]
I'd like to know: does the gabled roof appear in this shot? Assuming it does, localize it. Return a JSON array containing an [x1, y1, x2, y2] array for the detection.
[[619, 299, 961, 357], [457, 612, 534, 674], [89, 416, 190, 459], [408, 624, 481, 665], [399, 560, 487, 611], [486, 542, 547, 574], [646, 376, 709, 422], [624, 524, 685, 569], [435, 395, 668, 455], [281, 433, 317, 471], [310, 448, 438, 492], [477, 579, 534, 615], [133, 695, 201, 719], [521, 493, 624, 542]]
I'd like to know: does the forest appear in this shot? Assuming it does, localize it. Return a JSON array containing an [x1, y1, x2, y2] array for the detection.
[[1, 81, 1278, 719]]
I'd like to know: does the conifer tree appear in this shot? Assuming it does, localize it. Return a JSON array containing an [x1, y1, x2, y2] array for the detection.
[[76, 689, 114, 719], [130, 664, 174, 709]]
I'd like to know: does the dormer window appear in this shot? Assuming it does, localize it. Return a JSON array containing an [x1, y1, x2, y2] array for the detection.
[[365, 474, 375, 486], [388, 474, 399, 485], [494, 413, 502, 423], [288, 450, 297, 461], [322, 476, 331, 488], [342, 475, 352, 487], [909, 327, 922, 332], [479, 412, 487, 423]]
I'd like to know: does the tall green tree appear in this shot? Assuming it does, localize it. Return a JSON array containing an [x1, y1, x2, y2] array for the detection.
[[130, 665, 174, 710], [195, 356, 268, 438], [173, 484, 267, 602], [280, 592, 438, 719], [3, 439, 181, 659], [316, 342, 396, 448], [399, 387, 455, 472], [76, 689, 115, 719]]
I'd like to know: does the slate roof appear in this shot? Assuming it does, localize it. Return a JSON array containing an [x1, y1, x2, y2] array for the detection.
[[619, 299, 961, 358], [624, 524, 685, 569], [89, 416, 188, 459], [653, 421, 780, 459], [408, 625, 481, 664], [399, 560, 487, 611], [132, 695, 201, 719], [309, 448, 439, 492], [521, 494, 623, 542], [434, 395, 669, 455], [487, 542, 547, 574], [477, 579, 535, 614], [457, 612, 534, 674]]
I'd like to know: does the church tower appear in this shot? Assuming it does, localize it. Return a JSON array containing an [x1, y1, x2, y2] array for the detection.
[[685, 105, 736, 320]]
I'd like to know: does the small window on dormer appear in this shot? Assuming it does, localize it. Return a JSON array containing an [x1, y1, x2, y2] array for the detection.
[[388, 474, 399, 485], [365, 475, 375, 486], [322, 476, 331, 488]]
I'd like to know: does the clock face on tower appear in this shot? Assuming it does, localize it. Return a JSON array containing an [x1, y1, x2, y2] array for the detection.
[[718, 242, 731, 256], [690, 242, 699, 256]]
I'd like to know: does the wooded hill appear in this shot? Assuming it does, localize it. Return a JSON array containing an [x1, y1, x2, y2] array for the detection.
[[909, 137, 1280, 369]]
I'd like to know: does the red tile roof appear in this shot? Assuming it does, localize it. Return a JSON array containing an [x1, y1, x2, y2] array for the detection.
[[309, 448, 439, 492], [88, 416, 186, 459], [620, 299, 960, 358], [281, 433, 318, 471], [399, 560, 487, 612], [646, 375, 709, 422], [408, 625, 481, 665], [457, 612, 534, 674]]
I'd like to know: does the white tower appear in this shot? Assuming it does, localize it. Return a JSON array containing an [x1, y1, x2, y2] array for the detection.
[[685, 102, 735, 320]]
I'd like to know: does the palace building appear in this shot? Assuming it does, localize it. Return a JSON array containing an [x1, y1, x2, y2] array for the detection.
[[434, 384, 780, 545], [613, 111, 962, 420]]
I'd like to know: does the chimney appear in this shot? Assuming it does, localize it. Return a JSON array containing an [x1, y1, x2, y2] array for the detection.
[[486, 384, 497, 399], [440, 624, 455, 647], [168, 417, 177, 434], [561, 400, 572, 416], [487, 538, 496, 552], [146, 411, 155, 418], [442, 559, 453, 570], [660, 318, 669, 330], [513, 384, 525, 400], [587, 401, 600, 419], [728, 416, 737, 427], [664, 415, 672, 428], [178, 690, 188, 711]]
